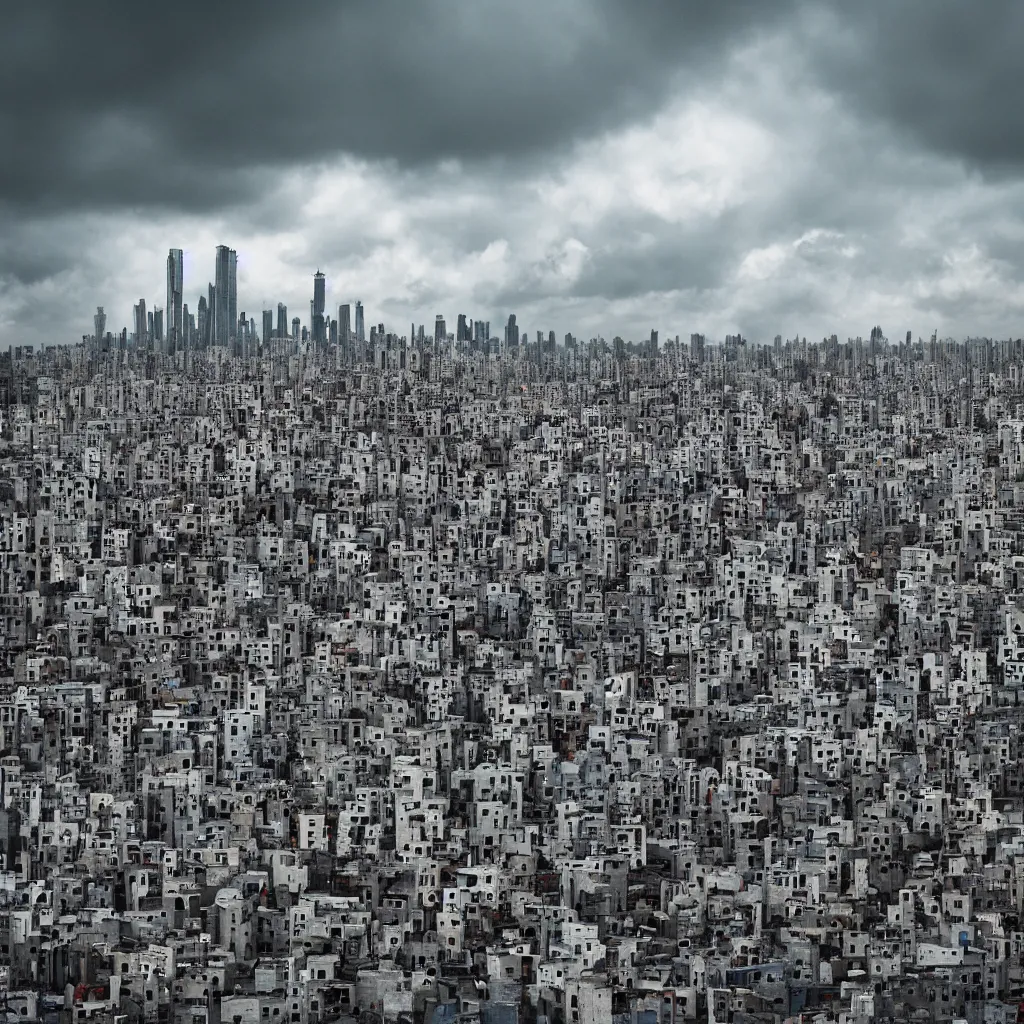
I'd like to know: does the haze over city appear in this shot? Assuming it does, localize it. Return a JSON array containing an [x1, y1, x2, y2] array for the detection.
[[4, 2, 1024, 348]]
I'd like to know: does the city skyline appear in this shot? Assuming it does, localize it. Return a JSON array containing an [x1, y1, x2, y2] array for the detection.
[[78, 241, 1021, 354], [4, 4, 1024, 348]]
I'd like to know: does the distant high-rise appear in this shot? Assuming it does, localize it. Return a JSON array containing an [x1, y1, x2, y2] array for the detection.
[[206, 284, 216, 347], [229, 254, 237, 340], [434, 315, 446, 344], [214, 245, 237, 346], [182, 304, 192, 348], [166, 249, 183, 353], [197, 295, 208, 348], [291, 317, 300, 341], [134, 299, 147, 345], [276, 303, 288, 340], [214, 255, 227, 344], [457, 314, 469, 342], [312, 270, 326, 345], [93, 307, 106, 341], [505, 314, 519, 348], [262, 310, 273, 345], [339, 304, 351, 346], [153, 308, 164, 344], [355, 301, 365, 344]]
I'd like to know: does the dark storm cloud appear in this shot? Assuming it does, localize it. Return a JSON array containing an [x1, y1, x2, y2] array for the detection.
[[804, 1, 1024, 173], [0, 218, 75, 286], [0, 1, 794, 213], [6, 1, 1024, 347]]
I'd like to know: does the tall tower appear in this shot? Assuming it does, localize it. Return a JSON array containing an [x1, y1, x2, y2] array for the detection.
[[197, 295, 208, 348], [214, 245, 237, 346], [207, 283, 216, 347], [339, 304, 351, 346], [355, 301, 365, 345], [262, 310, 273, 345], [312, 270, 326, 345], [133, 299, 147, 345], [276, 303, 288, 340], [93, 306, 106, 341], [166, 249, 183, 354], [505, 314, 519, 348], [228, 250, 237, 344]]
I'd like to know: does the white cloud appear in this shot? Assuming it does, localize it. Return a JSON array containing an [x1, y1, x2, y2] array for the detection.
[[8, 28, 1024, 349]]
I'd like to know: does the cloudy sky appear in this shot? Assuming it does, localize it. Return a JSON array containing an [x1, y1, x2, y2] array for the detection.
[[2, 1, 1024, 348]]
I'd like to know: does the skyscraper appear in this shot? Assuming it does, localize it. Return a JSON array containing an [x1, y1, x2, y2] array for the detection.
[[291, 317, 300, 341], [312, 271, 326, 345], [262, 310, 273, 345], [134, 299, 147, 345], [207, 284, 216, 348], [197, 295, 208, 348], [355, 301, 365, 344], [214, 245, 237, 346], [277, 303, 288, 340], [166, 249, 183, 354], [339, 304, 351, 346], [229, 252, 237, 343], [505, 314, 519, 348], [153, 308, 164, 344], [93, 307, 106, 341], [434, 315, 446, 344]]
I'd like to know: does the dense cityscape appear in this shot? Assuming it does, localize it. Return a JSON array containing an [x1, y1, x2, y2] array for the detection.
[[0, 245, 1022, 1023]]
